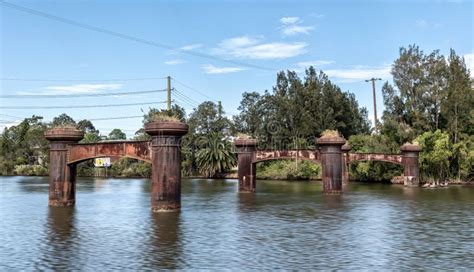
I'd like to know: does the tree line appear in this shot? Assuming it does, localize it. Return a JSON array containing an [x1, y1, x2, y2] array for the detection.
[[0, 44, 472, 182]]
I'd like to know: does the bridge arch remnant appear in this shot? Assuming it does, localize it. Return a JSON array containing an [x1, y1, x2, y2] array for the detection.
[[45, 121, 188, 212], [235, 137, 422, 194]]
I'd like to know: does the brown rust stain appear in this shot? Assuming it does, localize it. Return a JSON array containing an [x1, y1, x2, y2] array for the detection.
[[347, 153, 403, 165], [67, 141, 151, 164], [253, 149, 320, 163]]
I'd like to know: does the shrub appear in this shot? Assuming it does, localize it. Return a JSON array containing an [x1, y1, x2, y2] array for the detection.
[[257, 160, 320, 180], [13, 164, 48, 176]]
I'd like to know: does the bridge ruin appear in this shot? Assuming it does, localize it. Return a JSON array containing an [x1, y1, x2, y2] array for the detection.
[[44, 121, 188, 212], [235, 137, 421, 194], [45, 122, 421, 211]]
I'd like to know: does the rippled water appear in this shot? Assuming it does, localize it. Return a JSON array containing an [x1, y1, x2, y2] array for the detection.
[[1, 176, 473, 270]]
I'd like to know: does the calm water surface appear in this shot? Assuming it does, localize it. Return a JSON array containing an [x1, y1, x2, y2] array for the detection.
[[1, 176, 473, 270]]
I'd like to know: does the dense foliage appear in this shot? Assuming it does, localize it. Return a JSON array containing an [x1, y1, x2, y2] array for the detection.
[[380, 45, 473, 182], [234, 68, 371, 149]]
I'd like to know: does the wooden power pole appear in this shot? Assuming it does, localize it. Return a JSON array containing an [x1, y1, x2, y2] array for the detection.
[[167, 76, 171, 111], [365, 78, 382, 133]]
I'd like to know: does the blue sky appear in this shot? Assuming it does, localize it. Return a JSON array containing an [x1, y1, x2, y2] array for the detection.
[[1, 0, 473, 137]]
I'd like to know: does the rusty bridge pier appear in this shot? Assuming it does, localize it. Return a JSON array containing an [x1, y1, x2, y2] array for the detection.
[[400, 143, 422, 187], [341, 143, 351, 185], [145, 121, 188, 212], [45, 128, 84, 207], [316, 135, 346, 194], [235, 138, 257, 192]]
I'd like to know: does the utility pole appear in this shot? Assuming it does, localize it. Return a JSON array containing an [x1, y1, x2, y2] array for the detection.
[[365, 78, 382, 133], [167, 76, 171, 111]]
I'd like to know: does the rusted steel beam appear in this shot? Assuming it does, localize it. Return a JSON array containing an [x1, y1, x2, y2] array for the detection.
[[400, 143, 422, 187], [235, 139, 258, 193], [44, 128, 84, 207], [347, 153, 403, 165], [145, 121, 188, 212], [316, 136, 346, 194], [253, 149, 320, 163], [67, 141, 151, 164]]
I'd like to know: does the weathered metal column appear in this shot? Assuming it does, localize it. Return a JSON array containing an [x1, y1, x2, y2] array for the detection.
[[145, 121, 188, 212], [44, 128, 84, 207], [316, 135, 346, 194], [400, 143, 422, 187], [235, 139, 257, 192], [341, 143, 351, 185]]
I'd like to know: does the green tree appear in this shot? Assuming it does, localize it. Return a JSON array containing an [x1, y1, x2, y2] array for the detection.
[[188, 101, 231, 134], [108, 129, 126, 140], [416, 130, 452, 182], [195, 132, 236, 177], [52, 113, 76, 127], [441, 49, 473, 143], [234, 67, 370, 149]]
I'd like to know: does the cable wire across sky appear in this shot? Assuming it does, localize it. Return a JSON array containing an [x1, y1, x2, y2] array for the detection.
[[0, 101, 168, 109], [0, 89, 167, 99], [0, 1, 275, 72]]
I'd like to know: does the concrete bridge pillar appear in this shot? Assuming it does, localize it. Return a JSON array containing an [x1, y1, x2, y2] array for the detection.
[[44, 128, 84, 207], [400, 143, 422, 187], [341, 143, 351, 185], [316, 135, 346, 194], [145, 121, 188, 212], [235, 139, 257, 192]]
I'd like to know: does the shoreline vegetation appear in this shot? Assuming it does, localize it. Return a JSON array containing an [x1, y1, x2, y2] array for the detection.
[[3, 172, 472, 186], [1, 45, 472, 185]]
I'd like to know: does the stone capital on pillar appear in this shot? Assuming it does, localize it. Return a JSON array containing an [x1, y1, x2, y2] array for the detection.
[[316, 135, 346, 194], [235, 138, 257, 192], [400, 143, 422, 187], [145, 121, 188, 212], [44, 127, 84, 207]]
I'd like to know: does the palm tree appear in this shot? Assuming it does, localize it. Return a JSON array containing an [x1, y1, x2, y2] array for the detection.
[[195, 132, 236, 178]]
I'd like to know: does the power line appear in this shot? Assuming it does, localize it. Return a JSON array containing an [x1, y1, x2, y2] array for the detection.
[[0, 77, 167, 82], [89, 115, 143, 121], [0, 113, 24, 119], [0, 89, 166, 99], [173, 89, 200, 107], [174, 98, 197, 109], [172, 78, 217, 102], [1, 1, 274, 71], [0, 101, 168, 109]]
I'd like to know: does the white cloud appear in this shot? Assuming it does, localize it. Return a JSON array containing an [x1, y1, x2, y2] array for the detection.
[[324, 66, 392, 82], [280, 16, 300, 25], [214, 36, 307, 60], [282, 25, 314, 36], [416, 20, 429, 28], [297, 60, 334, 68], [416, 19, 443, 28], [180, 44, 203, 51], [164, 59, 185, 65], [17, 83, 123, 95], [0, 120, 21, 130], [43, 83, 122, 94], [280, 16, 314, 36], [310, 13, 325, 19], [464, 53, 474, 77], [202, 64, 246, 74]]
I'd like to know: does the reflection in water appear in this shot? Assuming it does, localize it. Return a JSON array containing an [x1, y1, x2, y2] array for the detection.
[[321, 194, 344, 209], [238, 192, 258, 212], [36, 207, 78, 271], [1, 176, 473, 270], [143, 212, 183, 269]]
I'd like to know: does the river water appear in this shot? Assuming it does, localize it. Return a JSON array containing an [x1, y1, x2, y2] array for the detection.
[[1, 176, 473, 270]]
